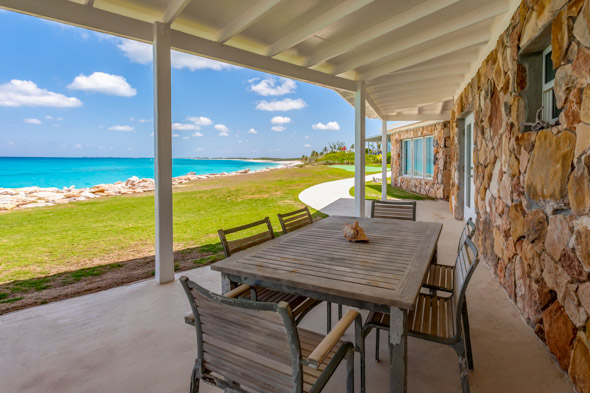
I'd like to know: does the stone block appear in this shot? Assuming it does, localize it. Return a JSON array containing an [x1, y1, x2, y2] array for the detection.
[[545, 214, 572, 261], [574, 216, 590, 271], [552, 9, 569, 67], [543, 301, 577, 370], [543, 253, 573, 301], [525, 209, 548, 242], [582, 86, 590, 124], [524, 130, 575, 202], [569, 332, 590, 393]]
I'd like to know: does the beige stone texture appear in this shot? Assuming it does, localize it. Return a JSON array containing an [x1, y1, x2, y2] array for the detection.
[[524, 130, 575, 202], [576, 123, 590, 159], [582, 86, 590, 123], [546, 214, 572, 261], [552, 9, 569, 66], [543, 301, 577, 370], [569, 332, 590, 393], [574, 216, 590, 271]]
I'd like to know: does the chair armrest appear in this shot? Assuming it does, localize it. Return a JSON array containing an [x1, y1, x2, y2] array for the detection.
[[306, 309, 359, 368], [224, 284, 251, 298]]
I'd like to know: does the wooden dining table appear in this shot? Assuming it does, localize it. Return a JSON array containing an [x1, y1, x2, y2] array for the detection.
[[211, 215, 442, 393]]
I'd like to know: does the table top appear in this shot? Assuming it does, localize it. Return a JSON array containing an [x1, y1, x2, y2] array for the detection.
[[212, 216, 442, 309]]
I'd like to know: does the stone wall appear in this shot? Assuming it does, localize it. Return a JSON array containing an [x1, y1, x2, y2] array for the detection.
[[389, 122, 451, 200], [449, 0, 590, 390]]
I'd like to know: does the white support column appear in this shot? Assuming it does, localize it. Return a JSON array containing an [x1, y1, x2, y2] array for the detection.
[[354, 82, 366, 218], [153, 21, 174, 284], [381, 119, 388, 201]]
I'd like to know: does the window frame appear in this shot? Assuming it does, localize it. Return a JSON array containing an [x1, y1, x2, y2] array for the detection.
[[400, 136, 435, 180], [542, 45, 559, 123]]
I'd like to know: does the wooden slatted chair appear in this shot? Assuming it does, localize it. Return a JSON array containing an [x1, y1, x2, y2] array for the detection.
[[422, 218, 476, 293], [362, 237, 480, 393], [181, 276, 363, 393], [278, 206, 313, 235], [370, 199, 417, 221], [277, 206, 341, 333], [218, 217, 320, 324]]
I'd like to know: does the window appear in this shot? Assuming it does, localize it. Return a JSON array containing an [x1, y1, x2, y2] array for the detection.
[[401, 136, 434, 179], [542, 45, 561, 122]]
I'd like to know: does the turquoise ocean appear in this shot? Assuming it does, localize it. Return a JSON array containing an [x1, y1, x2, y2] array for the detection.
[[0, 157, 280, 189]]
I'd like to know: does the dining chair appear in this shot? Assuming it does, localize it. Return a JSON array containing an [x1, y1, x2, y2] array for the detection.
[[362, 237, 480, 393], [218, 217, 321, 323], [277, 206, 313, 235], [181, 276, 363, 393], [278, 206, 341, 334], [370, 199, 417, 221], [422, 218, 476, 294]]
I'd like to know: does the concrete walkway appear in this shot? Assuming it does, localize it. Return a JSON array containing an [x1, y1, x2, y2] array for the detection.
[[299, 172, 390, 216]]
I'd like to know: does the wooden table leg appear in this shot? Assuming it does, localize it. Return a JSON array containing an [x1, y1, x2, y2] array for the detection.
[[389, 307, 407, 393], [221, 273, 232, 295]]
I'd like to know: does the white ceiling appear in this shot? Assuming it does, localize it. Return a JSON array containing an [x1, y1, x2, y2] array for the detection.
[[1, 0, 521, 120]]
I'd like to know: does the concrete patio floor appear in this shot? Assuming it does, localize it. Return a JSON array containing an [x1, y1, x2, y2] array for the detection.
[[0, 200, 574, 393]]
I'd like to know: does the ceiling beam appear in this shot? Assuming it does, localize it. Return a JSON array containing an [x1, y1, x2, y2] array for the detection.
[[217, 0, 282, 43], [364, 91, 385, 120], [1, 0, 357, 92], [172, 30, 356, 91], [266, 0, 374, 57], [161, 0, 192, 24], [386, 114, 451, 121], [366, 67, 468, 87], [368, 79, 462, 95], [331, 2, 506, 75], [358, 30, 490, 80], [374, 87, 456, 102], [304, 0, 459, 67], [378, 95, 454, 108]]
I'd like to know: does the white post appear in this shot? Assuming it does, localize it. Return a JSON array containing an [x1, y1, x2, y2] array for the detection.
[[381, 119, 388, 201], [153, 22, 174, 284], [354, 82, 366, 218]]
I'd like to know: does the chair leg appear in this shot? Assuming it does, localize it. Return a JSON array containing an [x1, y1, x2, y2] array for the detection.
[[338, 304, 343, 319], [346, 347, 355, 393], [190, 364, 200, 393], [375, 329, 380, 362], [462, 301, 474, 370], [326, 302, 332, 334], [453, 341, 470, 393]]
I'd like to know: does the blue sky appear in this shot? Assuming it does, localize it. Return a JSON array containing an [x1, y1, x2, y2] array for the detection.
[[0, 9, 386, 159]]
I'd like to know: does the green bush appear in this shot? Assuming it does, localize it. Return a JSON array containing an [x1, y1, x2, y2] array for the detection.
[[314, 151, 390, 165]]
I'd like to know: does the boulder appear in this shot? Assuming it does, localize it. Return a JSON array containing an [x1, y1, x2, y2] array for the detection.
[[524, 130, 575, 202], [545, 214, 572, 261], [580, 282, 590, 314], [569, 332, 590, 393], [551, 9, 569, 67], [573, 2, 590, 47], [524, 209, 548, 242], [554, 64, 575, 109], [542, 301, 577, 370], [576, 123, 590, 159], [543, 253, 574, 301], [572, 47, 590, 87], [569, 153, 590, 214], [582, 86, 590, 123], [573, 216, 590, 271], [561, 249, 590, 282]]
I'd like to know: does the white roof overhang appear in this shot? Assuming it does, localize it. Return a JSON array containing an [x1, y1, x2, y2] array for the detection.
[[1, 0, 521, 121]]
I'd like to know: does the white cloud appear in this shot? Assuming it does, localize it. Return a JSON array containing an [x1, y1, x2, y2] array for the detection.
[[172, 122, 200, 131], [271, 126, 286, 132], [172, 133, 180, 138], [182, 136, 190, 140], [24, 118, 41, 125], [215, 124, 229, 133], [187, 116, 212, 126], [108, 125, 134, 132], [68, 72, 136, 97], [305, 135, 310, 139], [304, 144, 311, 148], [312, 121, 340, 130], [219, 131, 230, 136], [195, 147, 205, 152], [247, 128, 258, 134], [57, 117, 63, 121], [117, 39, 235, 71], [250, 77, 296, 96], [0, 80, 82, 108], [75, 143, 83, 149], [271, 116, 291, 125], [44, 115, 53, 120], [193, 131, 204, 137], [256, 98, 307, 111]]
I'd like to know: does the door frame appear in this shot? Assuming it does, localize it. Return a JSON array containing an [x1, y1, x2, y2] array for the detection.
[[463, 113, 475, 222]]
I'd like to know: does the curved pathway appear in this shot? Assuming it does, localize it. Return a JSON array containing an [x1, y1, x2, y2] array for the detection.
[[299, 171, 389, 216]]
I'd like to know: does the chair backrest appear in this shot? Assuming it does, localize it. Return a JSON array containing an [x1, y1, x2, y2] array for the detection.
[[458, 218, 476, 252], [218, 217, 275, 257], [370, 200, 416, 221], [452, 237, 479, 338], [180, 276, 303, 393], [277, 206, 313, 234]]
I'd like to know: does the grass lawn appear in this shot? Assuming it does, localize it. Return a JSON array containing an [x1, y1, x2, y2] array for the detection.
[[329, 164, 382, 173], [0, 166, 354, 312], [349, 180, 434, 200]]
